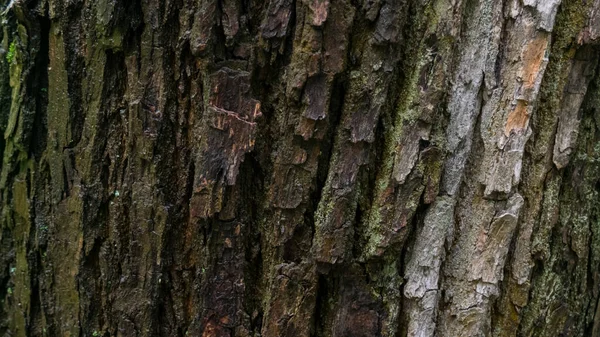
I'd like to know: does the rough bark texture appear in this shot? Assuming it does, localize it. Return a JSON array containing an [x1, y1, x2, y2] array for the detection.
[[1, 0, 600, 336]]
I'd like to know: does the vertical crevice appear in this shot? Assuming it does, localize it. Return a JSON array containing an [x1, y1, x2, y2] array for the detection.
[[309, 74, 347, 237], [312, 273, 331, 337], [29, 13, 50, 160]]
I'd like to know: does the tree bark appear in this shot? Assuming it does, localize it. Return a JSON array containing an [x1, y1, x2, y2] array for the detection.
[[1, 0, 600, 336]]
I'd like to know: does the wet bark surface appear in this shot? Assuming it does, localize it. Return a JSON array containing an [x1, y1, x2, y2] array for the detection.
[[1, 0, 600, 336]]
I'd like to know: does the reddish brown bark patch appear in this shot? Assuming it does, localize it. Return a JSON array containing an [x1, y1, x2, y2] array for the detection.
[[520, 35, 548, 89], [505, 100, 529, 136]]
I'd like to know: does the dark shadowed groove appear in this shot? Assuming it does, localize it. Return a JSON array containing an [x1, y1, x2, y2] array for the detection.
[[310, 73, 347, 247], [28, 14, 49, 161], [238, 152, 267, 335], [62, 1, 86, 149], [312, 272, 331, 337], [20, 9, 50, 336], [27, 251, 43, 336]]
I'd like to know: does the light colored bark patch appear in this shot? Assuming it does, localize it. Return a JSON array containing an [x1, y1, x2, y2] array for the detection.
[[308, 0, 330, 26], [504, 100, 530, 136], [520, 36, 548, 90]]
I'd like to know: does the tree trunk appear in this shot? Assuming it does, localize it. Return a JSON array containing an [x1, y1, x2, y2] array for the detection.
[[1, 0, 600, 336]]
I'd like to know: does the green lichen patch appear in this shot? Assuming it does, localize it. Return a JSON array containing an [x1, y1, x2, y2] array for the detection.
[[5, 41, 15, 63]]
